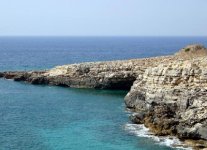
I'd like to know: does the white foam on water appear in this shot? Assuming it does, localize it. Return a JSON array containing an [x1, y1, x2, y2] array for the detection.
[[6, 79, 14, 81], [124, 123, 192, 150]]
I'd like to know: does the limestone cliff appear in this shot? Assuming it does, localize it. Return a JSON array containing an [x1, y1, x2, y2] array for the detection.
[[124, 45, 207, 149], [0, 44, 207, 149]]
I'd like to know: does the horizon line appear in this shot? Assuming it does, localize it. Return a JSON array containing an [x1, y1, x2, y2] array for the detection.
[[0, 35, 207, 38]]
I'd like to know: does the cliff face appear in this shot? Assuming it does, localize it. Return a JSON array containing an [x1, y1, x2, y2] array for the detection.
[[0, 44, 207, 149], [124, 45, 207, 149], [125, 57, 207, 144]]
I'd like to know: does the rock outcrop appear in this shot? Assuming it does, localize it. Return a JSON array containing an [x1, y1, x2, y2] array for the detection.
[[0, 56, 172, 90], [0, 44, 207, 149], [125, 45, 207, 149]]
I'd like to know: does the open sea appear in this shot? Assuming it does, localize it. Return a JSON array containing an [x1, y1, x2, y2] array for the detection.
[[0, 37, 207, 150]]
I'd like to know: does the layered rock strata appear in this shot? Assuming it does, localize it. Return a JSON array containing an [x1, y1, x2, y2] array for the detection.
[[125, 45, 207, 149], [125, 57, 207, 149], [0, 44, 207, 149]]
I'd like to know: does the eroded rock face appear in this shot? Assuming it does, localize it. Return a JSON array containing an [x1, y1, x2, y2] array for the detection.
[[125, 56, 207, 148]]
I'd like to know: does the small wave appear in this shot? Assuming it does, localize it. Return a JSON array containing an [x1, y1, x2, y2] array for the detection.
[[124, 123, 192, 150], [6, 79, 13, 81]]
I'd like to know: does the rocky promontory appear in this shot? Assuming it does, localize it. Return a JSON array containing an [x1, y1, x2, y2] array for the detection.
[[0, 44, 207, 149]]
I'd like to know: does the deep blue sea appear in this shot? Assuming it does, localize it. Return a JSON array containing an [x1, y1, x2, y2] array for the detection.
[[0, 37, 207, 150]]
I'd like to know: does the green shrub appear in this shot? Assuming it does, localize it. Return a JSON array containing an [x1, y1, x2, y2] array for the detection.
[[185, 48, 190, 52]]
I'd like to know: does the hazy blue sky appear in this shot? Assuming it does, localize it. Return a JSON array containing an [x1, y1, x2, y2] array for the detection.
[[0, 0, 206, 36]]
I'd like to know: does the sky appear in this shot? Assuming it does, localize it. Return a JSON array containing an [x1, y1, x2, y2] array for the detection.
[[0, 0, 206, 36]]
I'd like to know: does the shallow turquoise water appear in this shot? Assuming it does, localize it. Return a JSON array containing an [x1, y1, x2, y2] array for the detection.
[[0, 79, 176, 150]]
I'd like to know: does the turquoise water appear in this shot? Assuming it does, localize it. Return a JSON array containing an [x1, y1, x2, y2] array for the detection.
[[0, 37, 207, 150], [0, 79, 175, 150]]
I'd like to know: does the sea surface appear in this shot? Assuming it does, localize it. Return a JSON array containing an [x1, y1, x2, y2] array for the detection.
[[0, 37, 207, 150]]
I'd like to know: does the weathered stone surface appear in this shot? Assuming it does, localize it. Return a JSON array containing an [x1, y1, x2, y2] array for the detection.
[[125, 45, 207, 149], [0, 56, 172, 90]]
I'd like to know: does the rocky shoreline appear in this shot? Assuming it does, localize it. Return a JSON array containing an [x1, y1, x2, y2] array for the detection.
[[0, 45, 207, 149]]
